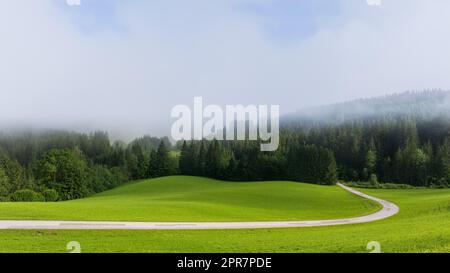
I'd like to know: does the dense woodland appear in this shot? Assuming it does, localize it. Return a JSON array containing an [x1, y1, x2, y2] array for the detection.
[[0, 132, 177, 201], [0, 91, 449, 202], [182, 92, 450, 188]]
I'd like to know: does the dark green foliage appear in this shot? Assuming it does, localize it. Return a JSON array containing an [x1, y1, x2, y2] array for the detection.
[[1, 91, 450, 203], [42, 189, 59, 202], [130, 136, 171, 154], [0, 131, 172, 202], [130, 144, 148, 179], [10, 189, 45, 202], [87, 165, 126, 193], [205, 140, 229, 178], [344, 181, 416, 189], [287, 144, 337, 185], [177, 139, 337, 184], [175, 100, 449, 187], [282, 115, 450, 187], [0, 148, 27, 197], [149, 141, 178, 177], [179, 141, 190, 174], [0, 167, 11, 198], [435, 138, 450, 184], [34, 148, 89, 200]]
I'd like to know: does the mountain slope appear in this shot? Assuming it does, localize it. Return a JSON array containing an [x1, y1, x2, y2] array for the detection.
[[284, 90, 450, 125]]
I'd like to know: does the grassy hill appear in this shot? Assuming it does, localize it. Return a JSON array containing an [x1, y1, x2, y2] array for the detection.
[[0, 176, 380, 222], [0, 185, 448, 252]]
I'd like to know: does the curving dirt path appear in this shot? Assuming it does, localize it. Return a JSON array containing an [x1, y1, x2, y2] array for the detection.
[[0, 183, 399, 230]]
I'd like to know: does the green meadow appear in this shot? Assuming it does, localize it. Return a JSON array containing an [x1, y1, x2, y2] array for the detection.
[[0, 176, 448, 253], [0, 176, 380, 221]]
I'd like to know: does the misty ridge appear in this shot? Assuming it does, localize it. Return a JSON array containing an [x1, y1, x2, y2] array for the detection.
[[283, 90, 450, 126], [1, 90, 450, 142], [0, 89, 449, 194]]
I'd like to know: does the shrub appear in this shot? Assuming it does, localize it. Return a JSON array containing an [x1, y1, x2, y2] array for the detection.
[[369, 174, 380, 187], [379, 183, 416, 189], [10, 189, 45, 202], [343, 181, 417, 189], [42, 189, 59, 202]]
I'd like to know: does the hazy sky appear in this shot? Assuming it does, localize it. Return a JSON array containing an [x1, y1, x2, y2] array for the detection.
[[1, 0, 450, 139]]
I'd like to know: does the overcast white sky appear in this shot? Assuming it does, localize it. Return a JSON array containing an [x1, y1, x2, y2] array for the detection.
[[1, 0, 450, 139]]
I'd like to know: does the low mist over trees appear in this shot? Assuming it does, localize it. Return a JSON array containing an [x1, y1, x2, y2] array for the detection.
[[0, 131, 175, 201], [284, 90, 450, 125], [282, 91, 450, 187], [281, 117, 450, 187], [177, 91, 450, 187], [0, 91, 448, 201]]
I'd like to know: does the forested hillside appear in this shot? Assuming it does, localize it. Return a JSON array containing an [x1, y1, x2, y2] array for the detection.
[[281, 117, 450, 187], [284, 90, 450, 125], [176, 91, 450, 187], [0, 91, 449, 202], [282, 91, 450, 187], [0, 131, 176, 201]]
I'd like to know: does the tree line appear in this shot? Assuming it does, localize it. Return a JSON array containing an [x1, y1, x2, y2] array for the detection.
[[176, 114, 449, 188], [178, 139, 337, 184], [0, 111, 449, 202], [0, 131, 176, 201], [282, 115, 450, 187]]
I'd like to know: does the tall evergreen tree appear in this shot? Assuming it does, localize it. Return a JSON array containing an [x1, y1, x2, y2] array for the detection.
[[155, 141, 172, 177]]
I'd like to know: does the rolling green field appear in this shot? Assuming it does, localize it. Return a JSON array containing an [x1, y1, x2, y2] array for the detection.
[[0, 177, 448, 253], [0, 176, 380, 221]]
